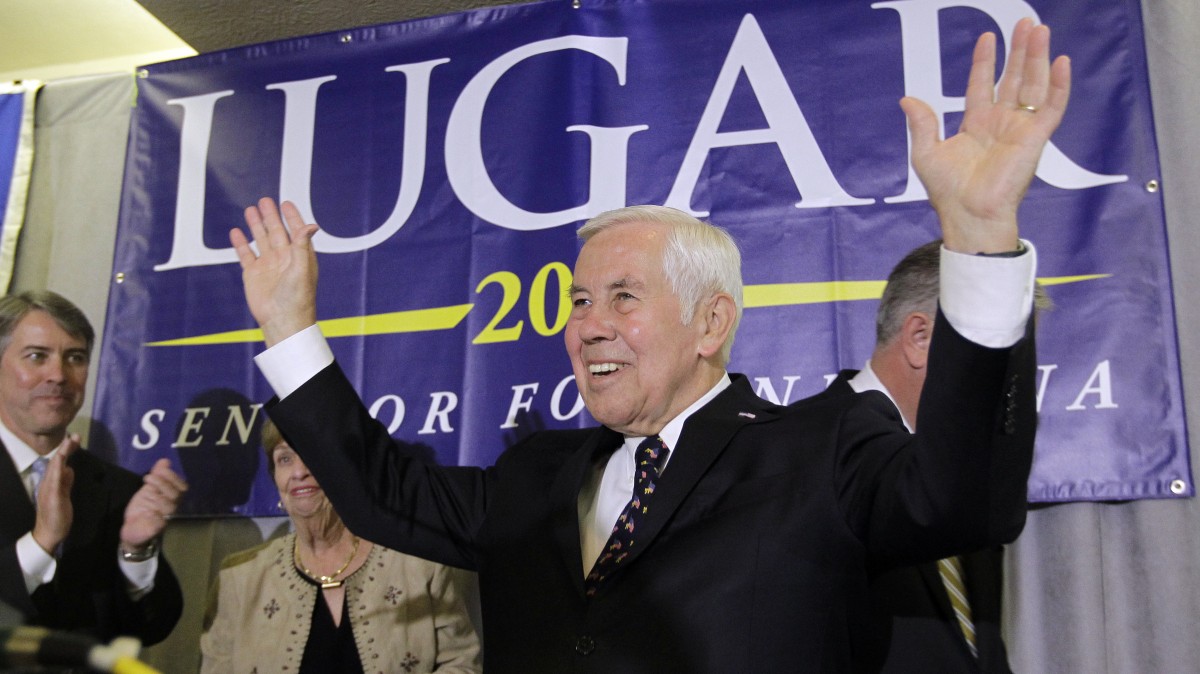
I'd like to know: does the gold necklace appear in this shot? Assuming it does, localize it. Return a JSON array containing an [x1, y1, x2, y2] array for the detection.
[[294, 535, 360, 589]]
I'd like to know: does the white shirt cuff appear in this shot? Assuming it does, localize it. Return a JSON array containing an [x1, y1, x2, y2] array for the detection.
[[253, 325, 334, 399], [16, 532, 55, 594], [939, 240, 1037, 348], [118, 554, 158, 599]]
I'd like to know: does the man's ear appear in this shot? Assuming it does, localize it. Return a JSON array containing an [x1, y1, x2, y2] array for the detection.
[[900, 312, 934, 369], [697, 293, 737, 359]]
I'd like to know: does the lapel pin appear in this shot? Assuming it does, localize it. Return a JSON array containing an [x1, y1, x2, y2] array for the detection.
[[737, 412, 756, 419]]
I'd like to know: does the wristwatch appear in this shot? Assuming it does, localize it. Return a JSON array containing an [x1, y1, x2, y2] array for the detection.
[[120, 538, 159, 562], [976, 241, 1027, 257]]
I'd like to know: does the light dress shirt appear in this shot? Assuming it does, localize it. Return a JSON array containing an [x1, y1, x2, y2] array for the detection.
[[576, 374, 730, 574]]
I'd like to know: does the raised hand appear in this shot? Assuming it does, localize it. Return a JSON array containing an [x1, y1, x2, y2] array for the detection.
[[31, 435, 79, 555], [120, 459, 188, 553], [902, 18, 1071, 254], [230, 197, 320, 347]]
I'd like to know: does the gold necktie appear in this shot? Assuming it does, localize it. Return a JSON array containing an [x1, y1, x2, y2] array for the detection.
[[937, 555, 977, 657]]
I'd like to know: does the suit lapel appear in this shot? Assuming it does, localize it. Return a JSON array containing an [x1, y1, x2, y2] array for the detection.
[[825, 372, 856, 397], [63, 451, 108, 553], [613, 376, 778, 574], [0, 441, 112, 550], [918, 560, 957, 623], [549, 426, 623, 597], [0, 443, 35, 542]]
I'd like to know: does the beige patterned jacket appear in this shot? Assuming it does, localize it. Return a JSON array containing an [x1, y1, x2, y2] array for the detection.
[[200, 533, 481, 673]]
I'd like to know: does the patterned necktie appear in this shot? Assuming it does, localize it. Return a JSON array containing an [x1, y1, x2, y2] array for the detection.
[[584, 435, 670, 597], [938, 555, 977, 657], [28, 456, 49, 503]]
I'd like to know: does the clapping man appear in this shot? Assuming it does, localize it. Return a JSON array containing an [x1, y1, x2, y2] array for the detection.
[[0, 291, 185, 647]]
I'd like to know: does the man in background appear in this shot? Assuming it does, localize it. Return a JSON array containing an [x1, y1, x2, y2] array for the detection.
[[0, 290, 185, 646], [821, 240, 1046, 673]]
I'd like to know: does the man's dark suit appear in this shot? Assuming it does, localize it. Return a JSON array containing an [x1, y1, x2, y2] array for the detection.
[[269, 312, 1035, 673], [0, 444, 183, 646], [821, 372, 1013, 674]]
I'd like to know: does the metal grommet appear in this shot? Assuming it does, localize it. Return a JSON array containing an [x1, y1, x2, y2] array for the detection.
[[114, 272, 126, 284], [1169, 479, 1186, 495], [1145, 179, 1159, 193], [340, 34, 353, 44], [137, 69, 149, 79]]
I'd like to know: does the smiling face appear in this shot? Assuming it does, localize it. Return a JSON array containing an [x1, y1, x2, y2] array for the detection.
[[565, 220, 721, 436], [0, 310, 89, 454], [270, 442, 330, 519]]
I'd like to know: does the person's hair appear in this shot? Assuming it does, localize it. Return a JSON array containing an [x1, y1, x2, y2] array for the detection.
[[875, 239, 1054, 345], [261, 416, 284, 477], [0, 291, 95, 356], [578, 205, 744, 363], [875, 240, 942, 345]]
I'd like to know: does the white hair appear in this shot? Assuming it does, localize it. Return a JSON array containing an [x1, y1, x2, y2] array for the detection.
[[578, 205, 743, 363]]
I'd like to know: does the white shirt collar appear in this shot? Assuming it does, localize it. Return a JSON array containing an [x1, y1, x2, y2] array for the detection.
[[621, 372, 733, 469], [0, 417, 50, 473], [580, 373, 734, 572], [847, 360, 911, 433]]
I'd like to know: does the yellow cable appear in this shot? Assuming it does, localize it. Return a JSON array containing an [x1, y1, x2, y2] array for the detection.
[[110, 656, 162, 674]]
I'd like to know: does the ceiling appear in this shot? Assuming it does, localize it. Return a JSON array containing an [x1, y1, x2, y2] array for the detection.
[[1, 0, 516, 83]]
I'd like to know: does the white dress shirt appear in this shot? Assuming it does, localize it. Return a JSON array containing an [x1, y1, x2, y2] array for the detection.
[[576, 374, 731, 574]]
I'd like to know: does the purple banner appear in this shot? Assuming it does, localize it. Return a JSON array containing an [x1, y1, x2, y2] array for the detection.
[[0, 90, 23, 218], [97, 0, 1189, 516], [1, 82, 39, 291]]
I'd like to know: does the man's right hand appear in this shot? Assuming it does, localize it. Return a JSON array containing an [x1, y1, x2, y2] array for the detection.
[[230, 197, 320, 347], [31, 435, 79, 555]]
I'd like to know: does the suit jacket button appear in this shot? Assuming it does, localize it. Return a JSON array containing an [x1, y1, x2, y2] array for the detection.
[[576, 636, 596, 655]]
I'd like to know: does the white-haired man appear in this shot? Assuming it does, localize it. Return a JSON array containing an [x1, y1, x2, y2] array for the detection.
[[231, 19, 1063, 673]]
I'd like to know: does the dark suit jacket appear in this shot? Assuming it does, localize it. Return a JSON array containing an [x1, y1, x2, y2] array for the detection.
[[0, 444, 182, 646], [269, 311, 1035, 673], [821, 372, 1013, 674]]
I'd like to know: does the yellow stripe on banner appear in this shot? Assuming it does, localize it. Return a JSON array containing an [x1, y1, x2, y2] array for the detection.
[[744, 281, 886, 308], [743, 274, 1110, 309], [146, 273, 1111, 346], [146, 304, 474, 346]]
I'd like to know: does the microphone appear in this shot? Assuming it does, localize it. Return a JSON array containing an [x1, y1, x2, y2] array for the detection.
[[0, 627, 160, 673]]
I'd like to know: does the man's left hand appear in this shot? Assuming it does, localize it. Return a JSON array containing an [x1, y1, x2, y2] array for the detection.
[[903, 18, 1071, 254], [119, 459, 188, 554]]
